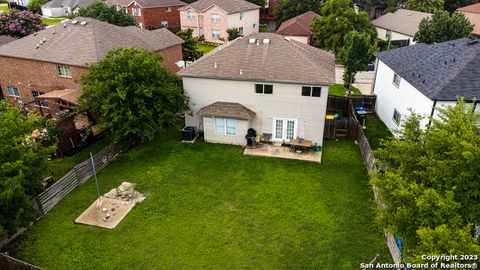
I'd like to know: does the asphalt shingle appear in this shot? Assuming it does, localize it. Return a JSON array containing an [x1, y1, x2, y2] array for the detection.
[[372, 9, 432, 37]]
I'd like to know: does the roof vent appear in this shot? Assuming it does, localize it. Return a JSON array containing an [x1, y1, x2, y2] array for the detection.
[[408, 12, 412, 16], [63, 23, 66, 28], [239, 69, 243, 75], [36, 44, 39, 49], [71, 20, 78, 25], [248, 38, 256, 44], [285, 37, 291, 42], [263, 38, 270, 44], [214, 62, 217, 69], [80, 21, 88, 26], [52, 29, 55, 34]]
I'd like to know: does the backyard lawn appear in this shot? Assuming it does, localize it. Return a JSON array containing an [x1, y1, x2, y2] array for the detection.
[[329, 84, 362, 96], [0, 4, 8, 12], [364, 114, 393, 150], [196, 42, 216, 54], [11, 127, 389, 269], [42, 17, 66, 26]]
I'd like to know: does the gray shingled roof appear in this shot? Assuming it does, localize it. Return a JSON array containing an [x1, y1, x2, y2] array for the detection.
[[0, 17, 184, 67], [199, 101, 255, 119], [178, 33, 335, 85], [179, 0, 260, 14], [375, 38, 480, 101], [372, 9, 432, 37], [42, 0, 91, 9]]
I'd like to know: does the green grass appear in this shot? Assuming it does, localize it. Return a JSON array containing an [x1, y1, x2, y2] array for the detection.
[[329, 84, 362, 96], [196, 42, 216, 54], [42, 17, 66, 26], [364, 114, 393, 150], [0, 4, 9, 12], [260, 25, 269, 32], [12, 127, 389, 269], [46, 136, 112, 180]]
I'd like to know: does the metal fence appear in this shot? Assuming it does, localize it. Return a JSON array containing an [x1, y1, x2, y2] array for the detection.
[[0, 253, 43, 270]]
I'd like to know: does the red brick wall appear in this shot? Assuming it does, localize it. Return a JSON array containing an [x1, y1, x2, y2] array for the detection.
[[157, 44, 183, 74], [127, 3, 184, 32]]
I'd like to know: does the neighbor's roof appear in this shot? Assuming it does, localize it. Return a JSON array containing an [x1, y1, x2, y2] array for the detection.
[[372, 9, 432, 37], [0, 17, 184, 67], [375, 38, 480, 101], [0, 35, 16, 46], [199, 102, 255, 120], [178, 33, 335, 85], [276, 11, 321, 37], [41, 0, 91, 9], [38, 88, 80, 104], [457, 4, 480, 36], [179, 0, 260, 14], [105, 0, 131, 7], [128, 0, 186, 8], [457, 3, 480, 13]]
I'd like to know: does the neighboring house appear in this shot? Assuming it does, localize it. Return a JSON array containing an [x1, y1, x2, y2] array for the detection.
[[8, 0, 30, 8], [260, 0, 274, 22], [178, 33, 335, 147], [372, 38, 480, 132], [179, 0, 260, 43], [0, 17, 184, 114], [41, 0, 91, 17], [372, 9, 432, 46], [106, 0, 186, 31], [457, 3, 480, 37], [275, 11, 321, 45]]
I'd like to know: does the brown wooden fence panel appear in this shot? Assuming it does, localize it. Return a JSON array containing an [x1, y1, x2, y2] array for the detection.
[[0, 253, 43, 270]]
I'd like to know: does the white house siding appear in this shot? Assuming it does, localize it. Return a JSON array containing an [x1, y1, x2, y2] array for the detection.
[[376, 27, 417, 45], [226, 9, 259, 38], [203, 117, 250, 145], [183, 77, 328, 146], [284, 35, 308, 44], [373, 60, 434, 132], [41, 7, 66, 17]]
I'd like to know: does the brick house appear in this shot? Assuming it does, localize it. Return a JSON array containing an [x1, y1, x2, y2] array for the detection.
[[179, 0, 260, 43], [0, 17, 184, 114], [276, 11, 321, 45], [106, 0, 186, 32]]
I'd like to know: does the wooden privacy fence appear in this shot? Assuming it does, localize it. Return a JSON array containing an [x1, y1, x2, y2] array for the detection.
[[327, 95, 377, 114], [0, 253, 43, 270], [33, 141, 131, 215]]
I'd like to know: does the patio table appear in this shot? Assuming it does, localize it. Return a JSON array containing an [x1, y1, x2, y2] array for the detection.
[[289, 139, 313, 151]]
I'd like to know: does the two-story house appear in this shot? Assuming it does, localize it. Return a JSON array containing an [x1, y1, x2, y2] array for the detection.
[[106, 0, 186, 31], [276, 11, 321, 45], [0, 17, 184, 114], [179, 0, 260, 43], [372, 38, 480, 132], [178, 33, 335, 148]]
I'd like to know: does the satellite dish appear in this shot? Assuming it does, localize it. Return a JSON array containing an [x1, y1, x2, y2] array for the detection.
[[176, 60, 185, 68]]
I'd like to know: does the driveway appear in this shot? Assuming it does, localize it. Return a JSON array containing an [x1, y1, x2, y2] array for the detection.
[[335, 65, 375, 95]]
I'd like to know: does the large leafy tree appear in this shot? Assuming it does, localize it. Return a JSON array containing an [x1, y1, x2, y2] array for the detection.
[[0, 10, 45, 38], [312, 0, 377, 55], [274, 0, 324, 24], [73, 1, 137, 27], [339, 31, 375, 89], [406, 0, 445, 13], [0, 102, 56, 238], [372, 100, 480, 260], [176, 28, 203, 61], [80, 48, 188, 143], [414, 11, 473, 44]]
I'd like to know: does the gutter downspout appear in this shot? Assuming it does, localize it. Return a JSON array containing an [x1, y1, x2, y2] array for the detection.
[[427, 100, 437, 129]]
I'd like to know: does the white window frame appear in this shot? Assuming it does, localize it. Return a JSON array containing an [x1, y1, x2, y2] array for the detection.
[[161, 20, 168, 28], [301, 86, 322, 97], [166, 7, 171, 12], [239, 26, 244, 36], [272, 117, 297, 142], [132, 8, 141, 17], [57, 66, 71, 78], [211, 13, 220, 23], [240, 11, 244, 20], [393, 73, 401, 88], [7, 86, 20, 97], [212, 29, 221, 39], [393, 109, 401, 126], [215, 117, 236, 135], [187, 11, 195, 20]]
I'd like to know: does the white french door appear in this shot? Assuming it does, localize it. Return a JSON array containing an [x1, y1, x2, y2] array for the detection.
[[272, 117, 297, 141]]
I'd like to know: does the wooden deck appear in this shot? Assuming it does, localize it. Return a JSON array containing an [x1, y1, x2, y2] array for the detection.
[[243, 143, 322, 163]]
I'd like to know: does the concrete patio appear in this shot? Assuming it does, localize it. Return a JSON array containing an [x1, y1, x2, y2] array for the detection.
[[243, 143, 322, 163]]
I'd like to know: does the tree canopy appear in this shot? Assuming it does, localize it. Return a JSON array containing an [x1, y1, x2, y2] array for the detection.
[[227, 27, 241, 41], [274, 0, 324, 24], [27, 0, 49, 11], [339, 31, 375, 88], [176, 28, 203, 61], [372, 100, 480, 260], [73, 1, 138, 27], [312, 0, 377, 55], [0, 10, 45, 38], [406, 0, 445, 12], [414, 11, 473, 44], [0, 102, 56, 238], [80, 48, 188, 143]]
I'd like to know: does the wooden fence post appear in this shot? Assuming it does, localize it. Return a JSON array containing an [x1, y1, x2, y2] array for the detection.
[[34, 196, 45, 216]]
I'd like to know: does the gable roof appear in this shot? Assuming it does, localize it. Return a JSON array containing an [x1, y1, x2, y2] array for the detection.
[[128, 0, 186, 8], [375, 38, 480, 101], [276, 11, 321, 37], [41, 0, 91, 9], [105, 0, 131, 7], [199, 102, 255, 119], [0, 17, 184, 67], [457, 3, 480, 13], [178, 33, 335, 85], [178, 0, 260, 14], [372, 9, 432, 37]]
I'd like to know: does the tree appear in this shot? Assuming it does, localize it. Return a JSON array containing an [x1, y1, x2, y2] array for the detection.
[[371, 100, 480, 259], [80, 48, 188, 143], [0, 10, 45, 38], [414, 11, 473, 44], [406, 0, 445, 13], [176, 28, 203, 61], [73, 1, 138, 27], [339, 31, 375, 89], [274, 0, 324, 24], [28, 0, 49, 11], [226, 27, 241, 41], [246, 0, 266, 7], [312, 0, 377, 55], [0, 102, 56, 238]]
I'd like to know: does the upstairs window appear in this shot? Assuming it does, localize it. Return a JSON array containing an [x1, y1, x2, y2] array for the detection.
[[57, 66, 71, 78], [161, 21, 168, 28], [302, 86, 321, 97], [7, 86, 19, 96], [240, 11, 244, 20], [255, 84, 273, 94], [166, 7, 171, 12], [133, 8, 141, 16], [393, 109, 401, 126], [187, 11, 195, 20], [239, 27, 244, 36], [211, 14, 220, 23], [393, 73, 401, 88]]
